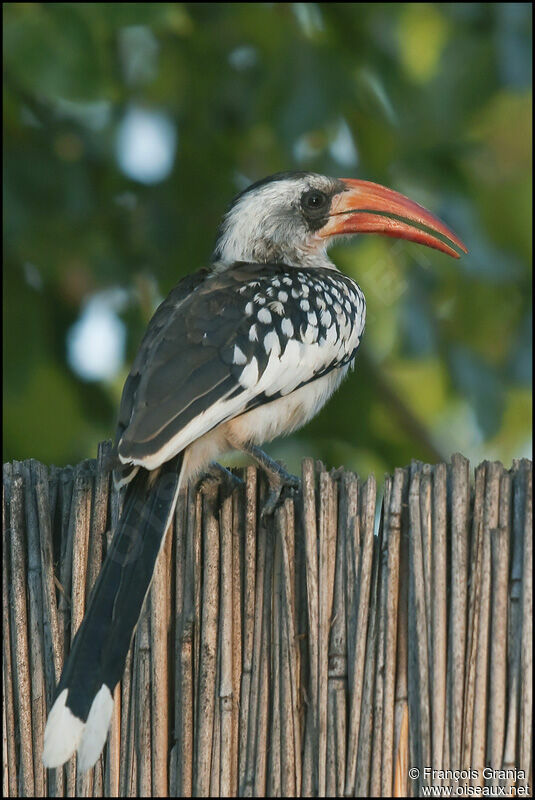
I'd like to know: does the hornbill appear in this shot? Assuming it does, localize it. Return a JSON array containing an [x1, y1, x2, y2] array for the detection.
[[42, 171, 466, 771]]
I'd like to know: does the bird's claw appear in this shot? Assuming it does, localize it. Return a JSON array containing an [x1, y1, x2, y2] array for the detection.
[[260, 472, 300, 518], [197, 463, 244, 501]]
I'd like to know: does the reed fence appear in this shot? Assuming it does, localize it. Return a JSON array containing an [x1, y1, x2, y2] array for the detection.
[[2, 447, 532, 797]]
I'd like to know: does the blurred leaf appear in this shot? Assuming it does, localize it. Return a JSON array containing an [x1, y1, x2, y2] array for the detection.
[[353, 67, 399, 127], [495, 2, 532, 89], [469, 90, 532, 181], [508, 311, 533, 385], [398, 4, 450, 84], [4, 4, 104, 99], [387, 358, 448, 426], [399, 282, 438, 357], [485, 387, 532, 463], [3, 361, 106, 464], [448, 345, 505, 438]]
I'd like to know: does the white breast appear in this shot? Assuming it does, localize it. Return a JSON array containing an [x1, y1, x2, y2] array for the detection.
[[223, 364, 351, 447], [179, 364, 352, 482]]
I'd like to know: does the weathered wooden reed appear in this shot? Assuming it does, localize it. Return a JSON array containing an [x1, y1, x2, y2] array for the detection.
[[2, 448, 532, 797]]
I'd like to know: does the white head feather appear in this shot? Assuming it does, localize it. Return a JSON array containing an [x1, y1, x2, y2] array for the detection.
[[212, 172, 344, 271]]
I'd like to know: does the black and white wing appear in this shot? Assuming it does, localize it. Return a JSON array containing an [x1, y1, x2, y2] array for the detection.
[[116, 262, 366, 471]]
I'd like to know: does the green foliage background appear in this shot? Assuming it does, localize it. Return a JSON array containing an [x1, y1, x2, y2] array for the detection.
[[3, 2, 532, 476]]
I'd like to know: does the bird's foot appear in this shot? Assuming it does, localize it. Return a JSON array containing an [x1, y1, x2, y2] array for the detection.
[[197, 463, 244, 501], [261, 470, 300, 518], [239, 443, 300, 517]]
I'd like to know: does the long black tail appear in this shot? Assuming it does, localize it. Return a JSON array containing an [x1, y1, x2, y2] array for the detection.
[[42, 454, 183, 772]]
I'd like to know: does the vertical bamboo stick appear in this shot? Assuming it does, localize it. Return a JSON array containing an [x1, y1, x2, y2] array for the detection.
[[393, 702, 409, 798], [253, 506, 273, 799], [86, 443, 111, 598], [510, 462, 528, 652], [317, 469, 336, 797], [394, 483, 409, 800], [487, 526, 509, 776], [279, 498, 300, 797], [194, 485, 220, 797], [341, 470, 360, 670], [345, 474, 375, 794], [123, 629, 138, 797], [280, 509, 296, 796], [268, 517, 282, 798], [381, 468, 405, 796], [175, 485, 195, 797], [461, 462, 486, 771], [518, 465, 532, 791], [369, 478, 390, 797], [134, 607, 152, 797], [169, 512, 180, 797], [408, 469, 431, 784], [219, 492, 235, 798], [74, 466, 99, 798], [53, 466, 76, 794], [87, 445, 112, 793], [502, 463, 529, 784], [2, 482, 18, 797], [324, 469, 339, 798], [176, 615, 193, 798], [340, 470, 359, 795], [420, 465, 433, 656], [107, 448, 123, 800], [498, 466, 514, 777], [209, 644, 221, 798], [20, 461, 47, 796], [8, 473, 35, 797], [470, 520, 492, 786], [193, 486, 203, 727], [467, 460, 502, 787], [69, 459, 95, 794], [35, 470, 63, 694], [35, 466, 65, 798], [354, 535, 380, 796], [116, 522, 134, 797], [47, 463, 59, 547], [105, 682, 121, 798], [238, 466, 257, 795], [3, 668, 9, 797], [301, 458, 319, 796], [242, 478, 266, 797], [69, 464, 94, 639], [57, 465, 74, 642], [329, 473, 348, 799], [92, 759, 103, 797], [150, 522, 172, 796], [231, 480, 243, 798], [449, 453, 470, 772]]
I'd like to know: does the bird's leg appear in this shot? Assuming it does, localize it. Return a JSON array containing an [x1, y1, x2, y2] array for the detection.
[[242, 443, 300, 516], [197, 462, 244, 500]]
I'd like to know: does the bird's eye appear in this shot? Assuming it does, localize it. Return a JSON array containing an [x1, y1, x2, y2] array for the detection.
[[301, 190, 328, 214]]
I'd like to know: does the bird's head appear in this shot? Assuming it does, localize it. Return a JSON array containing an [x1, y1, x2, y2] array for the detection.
[[212, 171, 466, 270]]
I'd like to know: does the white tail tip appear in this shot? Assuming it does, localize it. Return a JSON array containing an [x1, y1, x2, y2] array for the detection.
[[42, 685, 114, 772], [77, 685, 114, 772], [42, 689, 84, 768]]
